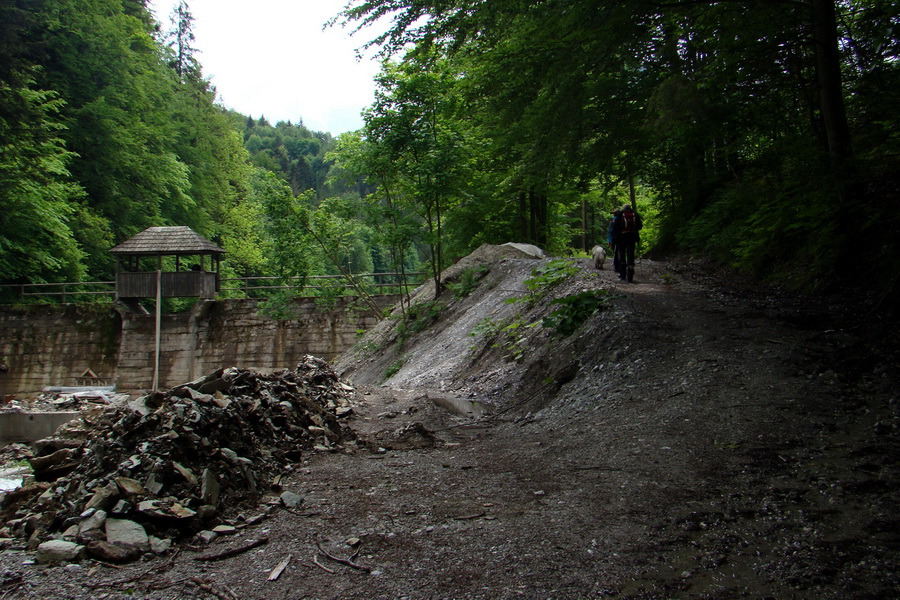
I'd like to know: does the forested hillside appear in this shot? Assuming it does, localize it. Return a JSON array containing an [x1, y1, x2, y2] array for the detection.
[[1, 0, 898, 305]]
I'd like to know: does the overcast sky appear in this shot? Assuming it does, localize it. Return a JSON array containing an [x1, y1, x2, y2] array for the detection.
[[150, 0, 384, 134]]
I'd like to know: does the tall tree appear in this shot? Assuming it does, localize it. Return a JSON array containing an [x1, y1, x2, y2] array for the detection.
[[362, 57, 467, 297], [166, 0, 200, 82], [0, 71, 87, 283]]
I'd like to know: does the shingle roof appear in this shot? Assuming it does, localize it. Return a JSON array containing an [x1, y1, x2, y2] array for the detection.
[[110, 226, 225, 255]]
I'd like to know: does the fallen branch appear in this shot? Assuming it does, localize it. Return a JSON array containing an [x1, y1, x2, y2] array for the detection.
[[190, 576, 239, 600], [268, 554, 292, 581], [570, 465, 626, 472], [311, 556, 336, 574], [315, 540, 371, 573], [86, 549, 181, 588], [195, 536, 269, 562], [453, 512, 486, 521], [277, 504, 320, 518]]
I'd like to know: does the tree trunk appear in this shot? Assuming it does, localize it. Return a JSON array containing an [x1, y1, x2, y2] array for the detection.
[[628, 174, 637, 211], [518, 190, 528, 241], [811, 0, 852, 164], [528, 188, 538, 244]]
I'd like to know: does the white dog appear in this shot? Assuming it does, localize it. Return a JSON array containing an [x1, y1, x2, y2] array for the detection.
[[591, 245, 607, 269]]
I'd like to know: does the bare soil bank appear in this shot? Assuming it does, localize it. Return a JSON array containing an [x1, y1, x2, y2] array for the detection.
[[1, 248, 897, 599]]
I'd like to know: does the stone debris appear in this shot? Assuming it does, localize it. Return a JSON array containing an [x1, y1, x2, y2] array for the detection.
[[35, 539, 85, 564], [0, 355, 357, 563], [2, 389, 126, 413]]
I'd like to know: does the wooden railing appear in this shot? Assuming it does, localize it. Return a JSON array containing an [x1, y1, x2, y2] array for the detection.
[[0, 272, 426, 304]]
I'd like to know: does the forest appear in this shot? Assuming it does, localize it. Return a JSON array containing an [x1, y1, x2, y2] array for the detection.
[[1, 0, 898, 307]]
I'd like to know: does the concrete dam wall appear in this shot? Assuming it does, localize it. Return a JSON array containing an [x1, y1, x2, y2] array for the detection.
[[0, 297, 397, 397]]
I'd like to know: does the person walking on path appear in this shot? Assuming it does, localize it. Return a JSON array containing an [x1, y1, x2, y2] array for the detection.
[[607, 208, 621, 275], [613, 204, 643, 282]]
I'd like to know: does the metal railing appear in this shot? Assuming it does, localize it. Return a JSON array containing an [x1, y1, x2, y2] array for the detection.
[[0, 272, 426, 304], [0, 281, 116, 303], [219, 272, 425, 295]]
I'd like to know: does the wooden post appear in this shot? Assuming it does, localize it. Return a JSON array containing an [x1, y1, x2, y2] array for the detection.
[[153, 268, 161, 390]]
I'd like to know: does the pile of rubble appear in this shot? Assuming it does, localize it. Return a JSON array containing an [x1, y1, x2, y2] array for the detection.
[[1, 389, 124, 412], [0, 356, 357, 563]]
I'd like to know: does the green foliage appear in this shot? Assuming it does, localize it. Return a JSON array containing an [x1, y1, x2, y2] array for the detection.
[[446, 265, 489, 299], [675, 152, 850, 290], [383, 356, 406, 381], [358, 56, 470, 297], [508, 259, 580, 305], [260, 176, 313, 287], [3, 0, 898, 307], [394, 300, 442, 347], [338, 0, 900, 300], [0, 71, 87, 283], [469, 315, 538, 362], [542, 290, 611, 337], [233, 111, 337, 198], [258, 290, 303, 321]]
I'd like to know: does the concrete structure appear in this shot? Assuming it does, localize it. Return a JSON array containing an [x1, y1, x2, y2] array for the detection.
[[0, 411, 81, 445], [0, 296, 396, 398]]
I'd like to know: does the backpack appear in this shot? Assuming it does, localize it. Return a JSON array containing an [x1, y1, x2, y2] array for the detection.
[[621, 210, 641, 234]]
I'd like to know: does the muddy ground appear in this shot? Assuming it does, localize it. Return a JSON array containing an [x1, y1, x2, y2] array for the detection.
[[0, 248, 897, 599]]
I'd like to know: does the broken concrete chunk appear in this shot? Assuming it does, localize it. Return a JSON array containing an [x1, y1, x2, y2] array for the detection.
[[172, 461, 198, 486], [28, 448, 75, 473], [61, 525, 79, 540], [200, 469, 220, 507], [144, 472, 163, 496], [211, 524, 236, 535], [136, 500, 195, 520], [114, 477, 146, 497], [84, 481, 119, 511], [77, 509, 107, 538], [279, 491, 304, 508], [195, 505, 217, 522], [172, 368, 226, 396], [119, 454, 141, 470], [35, 540, 85, 564], [218, 448, 239, 463], [196, 530, 218, 544], [185, 387, 215, 404], [149, 535, 173, 555], [104, 518, 149, 552], [169, 502, 196, 519], [111, 500, 132, 516], [86, 540, 142, 563]]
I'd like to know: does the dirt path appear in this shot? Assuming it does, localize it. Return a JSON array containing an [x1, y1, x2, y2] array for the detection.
[[1, 255, 897, 599]]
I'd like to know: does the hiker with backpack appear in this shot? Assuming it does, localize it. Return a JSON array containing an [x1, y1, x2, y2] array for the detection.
[[613, 204, 643, 282], [607, 208, 621, 275]]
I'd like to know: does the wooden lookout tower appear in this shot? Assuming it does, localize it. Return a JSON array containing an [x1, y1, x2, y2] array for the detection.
[[110, 226, 225, 390], [110, 226, 225, 300]]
